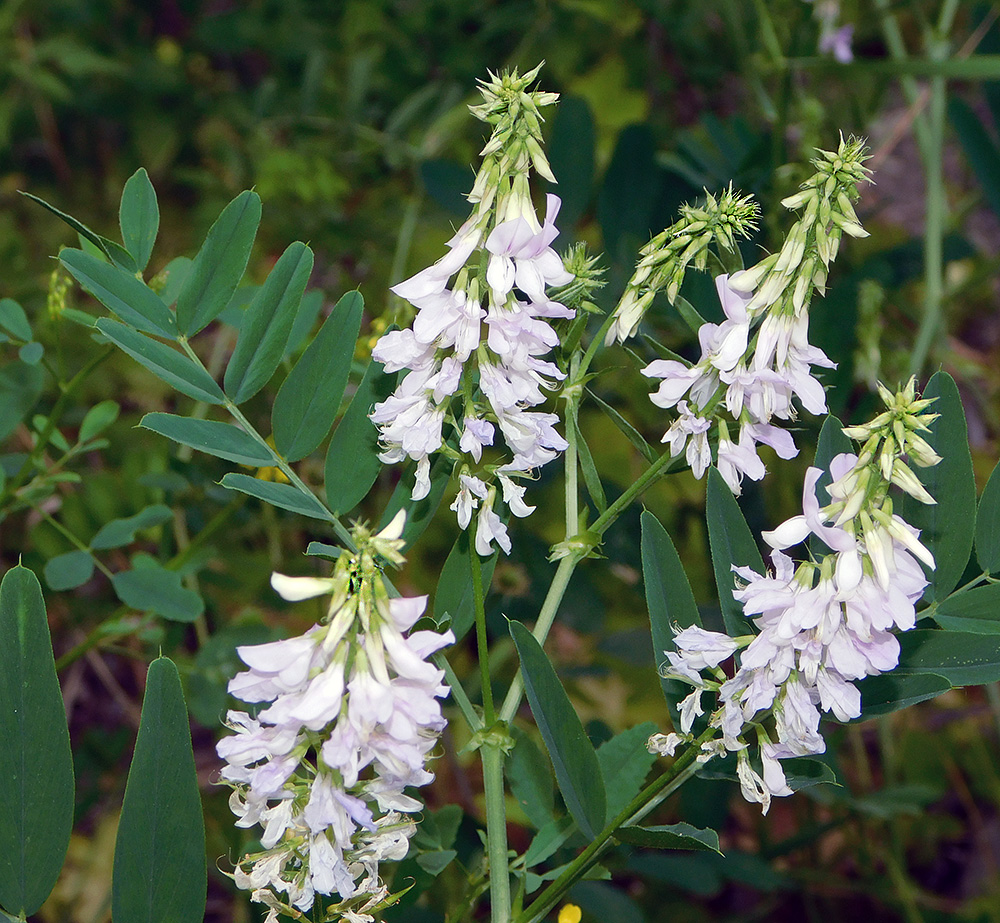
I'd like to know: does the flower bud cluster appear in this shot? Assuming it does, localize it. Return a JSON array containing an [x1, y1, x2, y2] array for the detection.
[[649, 384, 940, 814], [217, 514, 454, 921], [371, 65, 574, 556], [639, 137, 872, 495], [608, 185, 760, 344]]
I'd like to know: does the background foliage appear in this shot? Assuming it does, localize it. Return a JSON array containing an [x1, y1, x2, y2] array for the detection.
[[4, 1, 1000, 921]]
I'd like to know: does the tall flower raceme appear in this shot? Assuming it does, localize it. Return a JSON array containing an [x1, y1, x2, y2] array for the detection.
[[217, 512, 455, 922], [370, 65, 577, 557], [648, 380, 942, 814], [611, 136, 872, 497]]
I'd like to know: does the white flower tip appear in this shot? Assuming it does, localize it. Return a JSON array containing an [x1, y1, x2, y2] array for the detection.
[[377, 508, 407, 541], [270, 573, 333, 602]]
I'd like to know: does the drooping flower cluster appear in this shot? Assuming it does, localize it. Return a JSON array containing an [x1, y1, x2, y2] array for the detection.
[[614, 136, 872, 496], [650, 380, 942, 813], [371, 65, 577, 555], [217, 513, 454, 921]]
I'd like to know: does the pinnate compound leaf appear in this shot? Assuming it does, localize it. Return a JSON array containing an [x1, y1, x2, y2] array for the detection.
[[641, 510, 701, 708], [225, 242, 314, 403], [896, 371, 976, 601], [615, 823, 721, 853], [706, 467, 761, 636], [510, 619, 607, 840], [176, 190, 261, 335], [44, 550, 95, 591], [95, 318, 225, 404], [119, 168, 159, 271], [61, 248, 176, 338], [325, 353, 396, 514], [91, 504, 173, 550], [220, 472, 329, 520], [897, 628, 1000, 686], [433, 531, 499, 641], [856, 671, 952, 718], [0, 566, 74, 917], [272, 291, 364, 461], [976, 459, 1000, 574], [140, 413, 272, 466], [597, 722, 657, 822], [933, 583, 1000, 633], [113, 657, 206, 923], [111, 555, 204, 623]]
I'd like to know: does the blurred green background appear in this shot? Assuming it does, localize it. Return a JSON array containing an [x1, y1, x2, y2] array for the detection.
[[4, 1, 1000, 921]]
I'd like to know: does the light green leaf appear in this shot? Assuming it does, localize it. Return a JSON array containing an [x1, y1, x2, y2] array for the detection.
[[18, 342, 43, 366], [176, 190, 261, 335], [140, 413, 272, 466], [44, 550, 95, 591], [933, 583, 1000, 634], [219, 472, 329, 520], [510, 620, 607, 840], [119, 168, 159, 271], [897, 628, 1000, 686], [0, 566, 74, 917], [325, 354, 395, 514], [597, 722, 657, 822], [79, 400, 120, 443], [95, 318, 225, 404], [111, 555, 204, 622], [112, 657, 206, 923], [61, 248, 176, 338], [433, 531, 499, 642], [225, 242, 314, 403], [706, 467, 761, 636], [0, 298, 31, 341], [641, 510, 701, 708], [615, 823, 721, 853], [976, 459, 1000, 574], [91, 504, 173, 550], [272, 291, 364, 461], [570, 412, 607, 513]]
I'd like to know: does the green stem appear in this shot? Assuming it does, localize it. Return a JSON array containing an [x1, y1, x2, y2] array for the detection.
[[483, 744, 511, 923], [435, 653, 482, 731], [517, 727, 715, 923], [471, 549, 495, 724], [36, 509, 113, 579]]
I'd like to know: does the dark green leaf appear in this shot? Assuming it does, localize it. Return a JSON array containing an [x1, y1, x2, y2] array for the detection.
[[587, 388, 657, 463], [176, 190, 261, 335], [95, 318, 225, 404], [305, 542, 342, 559], [111, 555, 204, 622], [546, 96, 595, 229], [897, 372, 977, 601], [44, 550, 95, 591], [272, 291, 364, 461], [523, 817, 576, 869], [949, 97, 1000, 218], [810, 415, 852, 557], [597, 722, 657, 822], [506, 730, 555, 830], [79, 400, 120, 443], [571, 412, 607, 512], [856, 670, 952, 718], [91, 504, 173, 550], [140, 413, 272, 466], [433, 530, 499, 642], [286, 289, 325, 355], [706, 467, 761, 636], [0, 298, 31, 341], [0, 361, 44, 442], [976, 459, 1000, 574], [509, 620, 607, 840], [20, 190, 137, 271], [61, 248, 176, 338], [674, 295, 707, 332], [158, 256, 192, 307], [325, 354, 396, 514], [615, 823, 721, 853], [0, 566, 74, 917], [933, 583, 1000, 633], [225, 242, 314, 403], [641, 510, 701, 709], [415, 850, 457, 876], [219, 472, 329, 520], [113, 657, 206, 923], [897, 628, 1000, 686], [119, 168, 159, 271]]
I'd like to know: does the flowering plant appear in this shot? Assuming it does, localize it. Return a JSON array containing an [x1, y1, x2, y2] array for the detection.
[[2, 63, 999, 923]]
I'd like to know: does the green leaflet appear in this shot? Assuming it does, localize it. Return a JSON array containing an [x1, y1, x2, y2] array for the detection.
[[119, 168, 160, 271], [855, 671, 952, 718], [90, 504, 174, 550], [95, 318, 225, 404], [271, 291, 364, 462], [897, 628, 1000, 686], [219, 472, 330, 520], [140, 413, 273, 466], [0, 566, 74, 918], [43, 550, 95, 591], [176, 190, 261, 336], [510, 619, 607, 840], [433, 530, 499, 641], [933, 583, 1000, 634], [705, 467, 761, 637], [615, 823, 721, 853], [111, 555, 205, 623], [975, 458, 1000, 574], [225, 242, 314, 403], [506, 730, 555, 830], [597, 722, 657, 823], [113, 658, 206, 923]]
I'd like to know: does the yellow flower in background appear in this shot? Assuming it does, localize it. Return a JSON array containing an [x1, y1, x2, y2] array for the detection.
[[558, 904, 582, 923]]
